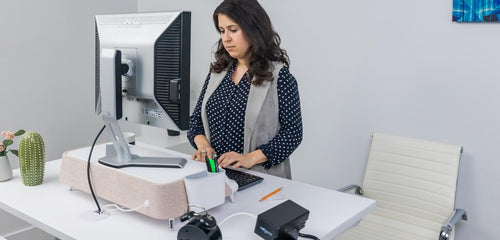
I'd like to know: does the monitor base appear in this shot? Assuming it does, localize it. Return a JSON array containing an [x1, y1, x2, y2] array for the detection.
[[98, 144, 187, 168]]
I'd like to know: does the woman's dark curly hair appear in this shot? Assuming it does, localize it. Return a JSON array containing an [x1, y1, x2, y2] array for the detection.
[[210, 0, 289, 85]]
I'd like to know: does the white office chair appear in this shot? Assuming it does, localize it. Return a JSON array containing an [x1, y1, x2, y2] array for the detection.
[[335, 132, 467, 240]]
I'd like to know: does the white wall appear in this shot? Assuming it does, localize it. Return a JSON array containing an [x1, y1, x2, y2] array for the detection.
[[0, 0, 138, 167], [137, 1, 499, 239], [0, 0, 137, 238]]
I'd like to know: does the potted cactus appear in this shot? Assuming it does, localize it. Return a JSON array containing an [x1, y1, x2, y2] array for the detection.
[[18, 131, 45, 186]]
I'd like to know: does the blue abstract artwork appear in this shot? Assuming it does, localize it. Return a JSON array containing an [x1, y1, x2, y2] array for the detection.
[[453, 0, 500, 22]]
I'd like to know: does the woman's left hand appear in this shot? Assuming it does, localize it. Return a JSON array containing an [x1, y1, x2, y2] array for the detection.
[[217, 151, 255, 169], [218, 150, 267, 169]]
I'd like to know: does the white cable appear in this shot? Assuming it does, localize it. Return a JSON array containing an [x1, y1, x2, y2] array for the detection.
[[218, 212, 257, 227], [102, 200, 150, 213], [188, 204, 206, 211]]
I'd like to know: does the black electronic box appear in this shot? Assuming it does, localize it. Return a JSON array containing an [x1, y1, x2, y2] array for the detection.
[[254, 200, 310, 240]]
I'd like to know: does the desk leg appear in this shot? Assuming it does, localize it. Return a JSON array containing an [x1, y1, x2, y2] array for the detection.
[[169, 218, 174, 231]]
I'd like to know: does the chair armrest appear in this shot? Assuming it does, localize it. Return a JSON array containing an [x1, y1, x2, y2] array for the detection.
[[337, 184, 363, 195], [439, 208, 467, 240]]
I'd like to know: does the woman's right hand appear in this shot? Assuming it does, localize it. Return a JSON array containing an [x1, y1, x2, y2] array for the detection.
[[192, 145, 216, 162]]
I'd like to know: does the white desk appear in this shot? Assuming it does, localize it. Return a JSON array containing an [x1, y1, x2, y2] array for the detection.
[[0, 156, 375, 239]]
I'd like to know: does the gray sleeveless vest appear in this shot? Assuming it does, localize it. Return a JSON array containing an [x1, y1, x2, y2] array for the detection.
[[200, 62, 291, 179]]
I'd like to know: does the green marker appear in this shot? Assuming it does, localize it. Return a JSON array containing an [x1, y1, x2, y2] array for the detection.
[[205, 155, 219, 173], [209, 159, 216, 172]]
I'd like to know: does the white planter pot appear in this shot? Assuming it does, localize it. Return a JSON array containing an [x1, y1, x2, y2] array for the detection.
[[0, 155, 13, 181]]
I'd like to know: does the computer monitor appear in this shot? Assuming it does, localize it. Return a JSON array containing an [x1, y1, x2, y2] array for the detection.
[[95, 11, 190, 168]]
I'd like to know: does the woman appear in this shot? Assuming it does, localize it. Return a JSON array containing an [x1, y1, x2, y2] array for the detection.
[[187, 0, 302, 179]]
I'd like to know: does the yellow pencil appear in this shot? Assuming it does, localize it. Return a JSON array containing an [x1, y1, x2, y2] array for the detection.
[[259, 187, 283, 202]]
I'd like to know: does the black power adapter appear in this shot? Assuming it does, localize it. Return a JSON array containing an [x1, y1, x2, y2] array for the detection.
[[254, 200, 310, 240]]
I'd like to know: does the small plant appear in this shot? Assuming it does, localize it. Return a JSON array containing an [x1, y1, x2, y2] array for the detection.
[[18, 131, 46, 186], [0, 130, 26, 157]]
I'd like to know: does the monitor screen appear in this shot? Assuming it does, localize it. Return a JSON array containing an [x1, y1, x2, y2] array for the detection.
[[94, 11, 190, 168], [95, 11, 190, 132]]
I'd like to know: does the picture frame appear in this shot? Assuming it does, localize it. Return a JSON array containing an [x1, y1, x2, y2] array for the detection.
[[453, 0, 500, 22]]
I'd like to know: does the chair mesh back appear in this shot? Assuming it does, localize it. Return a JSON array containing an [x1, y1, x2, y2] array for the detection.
[[362, 132, 462, 237]]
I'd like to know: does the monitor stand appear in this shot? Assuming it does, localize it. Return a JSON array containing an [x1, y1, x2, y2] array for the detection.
[[99, 116, 186, 168]]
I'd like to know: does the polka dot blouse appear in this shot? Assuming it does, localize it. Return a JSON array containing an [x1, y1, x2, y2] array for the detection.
[[188, 63, 303, 169]]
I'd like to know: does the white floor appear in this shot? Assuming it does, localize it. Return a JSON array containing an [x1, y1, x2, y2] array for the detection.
[[0, 209, 55, 240]]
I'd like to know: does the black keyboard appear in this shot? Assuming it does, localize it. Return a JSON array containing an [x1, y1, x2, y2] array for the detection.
[[224, 168, 263, 191]]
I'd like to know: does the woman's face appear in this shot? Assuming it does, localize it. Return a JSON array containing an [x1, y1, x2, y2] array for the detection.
[[218, 14, 250, 64]]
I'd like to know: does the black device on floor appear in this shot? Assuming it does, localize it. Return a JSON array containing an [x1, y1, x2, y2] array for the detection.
[[254, 200, 310, 240], [224, 167, 263, 191]]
